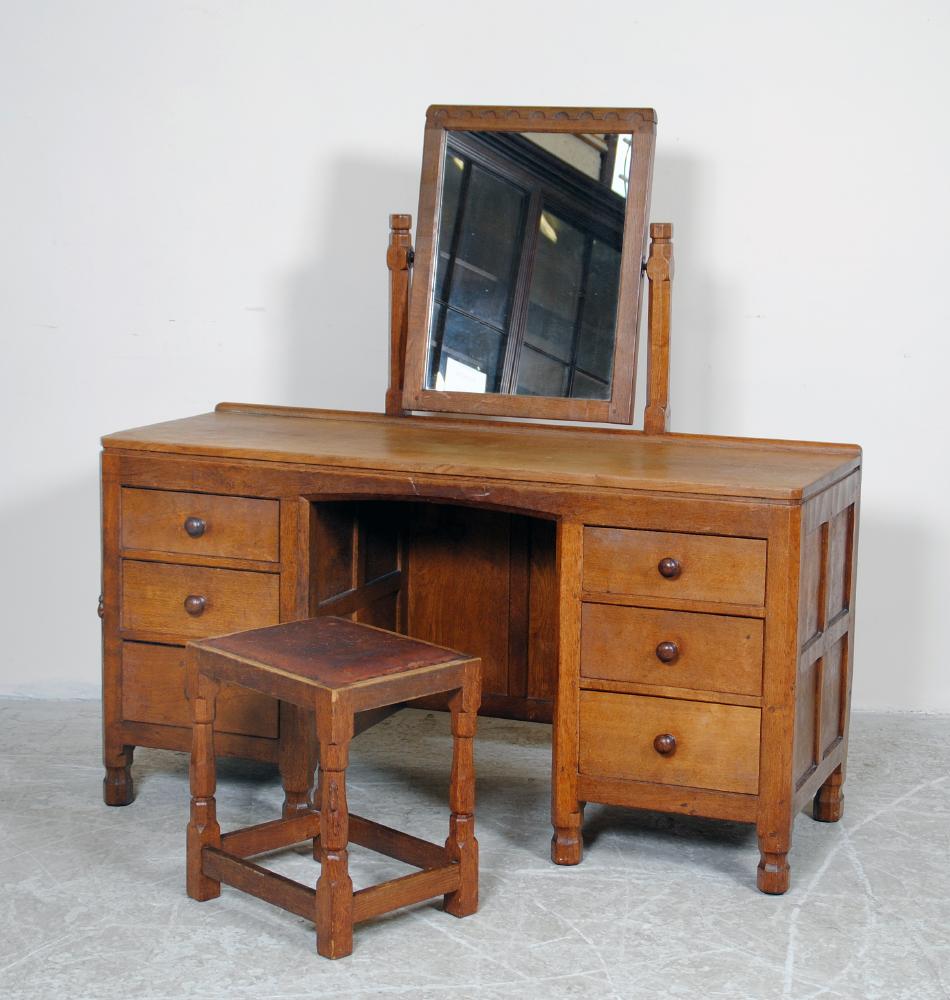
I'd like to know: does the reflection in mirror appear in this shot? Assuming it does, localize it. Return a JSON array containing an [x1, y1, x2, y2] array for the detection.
[[426, 130, 632, 400]]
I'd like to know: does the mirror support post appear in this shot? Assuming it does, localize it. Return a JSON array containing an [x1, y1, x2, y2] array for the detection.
[[385, 213, 414, 417], [643, 223, 674, 434]]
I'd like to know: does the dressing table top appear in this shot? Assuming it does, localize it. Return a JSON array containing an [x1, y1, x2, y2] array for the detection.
[[103, 402, 860, 502]]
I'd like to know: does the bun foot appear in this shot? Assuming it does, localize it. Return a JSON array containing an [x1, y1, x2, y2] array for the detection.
[[813, 767, 845, 822], [103, 765, 133, 806], [551, 827, 582, 865], [813, 788, 844, 823], [757, 852, 790, 894]]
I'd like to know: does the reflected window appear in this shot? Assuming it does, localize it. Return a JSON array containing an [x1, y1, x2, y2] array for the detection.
[[426, 130, 629, 400]]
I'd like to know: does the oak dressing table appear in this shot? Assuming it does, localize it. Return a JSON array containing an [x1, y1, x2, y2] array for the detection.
[[100, 106, 861, 894]]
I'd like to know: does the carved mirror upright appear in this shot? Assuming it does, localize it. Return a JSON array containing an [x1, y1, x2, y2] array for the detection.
[[400, 106, 657, 424]]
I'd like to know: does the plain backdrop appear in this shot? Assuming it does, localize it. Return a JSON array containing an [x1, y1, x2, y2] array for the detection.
[[1, 1, 947, 710]]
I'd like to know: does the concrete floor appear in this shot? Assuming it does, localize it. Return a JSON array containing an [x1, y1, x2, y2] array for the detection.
[[0, 701, 947, 1000]]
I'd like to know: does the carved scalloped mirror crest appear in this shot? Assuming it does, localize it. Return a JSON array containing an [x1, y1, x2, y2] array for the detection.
[[402, 105, 656, 423]]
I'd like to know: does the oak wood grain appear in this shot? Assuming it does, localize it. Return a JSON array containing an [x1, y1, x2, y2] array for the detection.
[[583, 527, 767, 605], [580, 603, 763, 697], [120, 560, 279, 641], [120, 487, 279, 562], [579, 690, 761, 794], [121, 641, 278, 738], [103, 407, 860, 501]]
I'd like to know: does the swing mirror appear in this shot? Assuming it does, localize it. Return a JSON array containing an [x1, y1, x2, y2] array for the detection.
[[403, 106, 656, 423]]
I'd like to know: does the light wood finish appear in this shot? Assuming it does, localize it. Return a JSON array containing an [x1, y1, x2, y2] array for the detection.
[[579, 690, 760, 794], [120, 487, 279, 562], [643, 223, 674, 433], [580, 603, 763, 698], [402, 106, 657, 424], [184, 617, 481, 959], [120, 560, 279, 641], [583, 527, 767, 606], [121, 641, 278, 737], [105, 406, 860, 501], [102, 401, 861, 894]]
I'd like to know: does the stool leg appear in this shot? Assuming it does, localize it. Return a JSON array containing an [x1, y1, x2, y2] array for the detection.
[[186, 670, 221, 901], [279, 702, 316, 819], [444, 685, 479, 918], [315, 739, 353, 959], [312, 742, 323, 861]]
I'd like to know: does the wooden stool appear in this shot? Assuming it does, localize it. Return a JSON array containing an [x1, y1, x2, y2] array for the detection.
[[184, 616, 481, 959]]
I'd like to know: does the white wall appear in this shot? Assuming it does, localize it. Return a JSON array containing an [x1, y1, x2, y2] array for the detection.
[[2, 1, 947, 710]]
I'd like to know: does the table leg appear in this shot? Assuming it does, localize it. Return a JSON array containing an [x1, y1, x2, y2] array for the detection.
[[813, 764, 845, 822], [103, 741, 134, 807]]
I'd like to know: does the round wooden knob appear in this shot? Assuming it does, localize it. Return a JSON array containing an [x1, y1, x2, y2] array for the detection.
[[653, 733, 677, 756], [183, 594, 207, 616], [657, 557, 681, 579], [184, 516, 206, 538], [655, 641, 679, 664]]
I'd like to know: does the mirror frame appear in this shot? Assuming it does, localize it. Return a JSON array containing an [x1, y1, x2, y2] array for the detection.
[[402, 105, 656, 423]]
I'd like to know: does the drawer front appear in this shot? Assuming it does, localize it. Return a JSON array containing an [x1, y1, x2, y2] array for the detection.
[[581, 603, 763, 697], [121, 488, 279, 562], [583, 527, 767, 606], [579, 690, 760, 794], [121, 560, 279, 640], [121, 641, 278, 738]]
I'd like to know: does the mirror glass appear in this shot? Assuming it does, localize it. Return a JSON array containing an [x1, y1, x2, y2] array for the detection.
[[425, 130, 633, 400]]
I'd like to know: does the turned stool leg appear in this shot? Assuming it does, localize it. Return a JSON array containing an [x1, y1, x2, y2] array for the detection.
[[279, 702, 316, 818], [445, 685, 479, 917], [187, 671, 221, 901], [813, 764, 845, 822], [315, 738, 353, 959], [312, 742, 323, 861]]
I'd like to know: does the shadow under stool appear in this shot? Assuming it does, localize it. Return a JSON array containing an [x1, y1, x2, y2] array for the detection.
[[184, 615, 481, 959]]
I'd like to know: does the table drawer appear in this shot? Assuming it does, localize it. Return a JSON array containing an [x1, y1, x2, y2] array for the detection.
[[578, 690, 760, 794], [581, 603, 763, 697], [583, 527, 767, 606], [121, 641, 278, 738], [121, 488, 279, 562], [120, 560, 279, 641]]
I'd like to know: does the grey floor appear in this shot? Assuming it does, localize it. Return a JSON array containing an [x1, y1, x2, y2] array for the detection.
[[0, 702, 947, 1000]]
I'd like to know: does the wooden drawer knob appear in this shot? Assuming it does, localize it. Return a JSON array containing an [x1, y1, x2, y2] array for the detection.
[[655, 641, 679, 664], [657, 557, 681, 579], [183, 594, 207, 616], [653, 733, 677, 756], [184, 516, 207, 538]]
